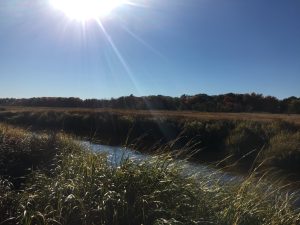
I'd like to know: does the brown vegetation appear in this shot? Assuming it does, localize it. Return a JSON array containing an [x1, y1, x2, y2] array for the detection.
[[2, 106, 300, 125], [1, 124, 300, 225]]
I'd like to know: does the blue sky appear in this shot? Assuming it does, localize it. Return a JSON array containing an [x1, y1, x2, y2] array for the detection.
[[0, 0, 299, 99]]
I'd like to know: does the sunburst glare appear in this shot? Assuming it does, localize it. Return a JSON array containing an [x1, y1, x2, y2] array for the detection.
[[48, 0, 161, 97], [50, 0, 124, 21]]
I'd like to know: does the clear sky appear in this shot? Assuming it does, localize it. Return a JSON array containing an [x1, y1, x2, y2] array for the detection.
[[0, 0, 299, 99]]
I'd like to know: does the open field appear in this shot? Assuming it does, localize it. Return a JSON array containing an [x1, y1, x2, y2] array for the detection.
[[2, 106, 300, 125]]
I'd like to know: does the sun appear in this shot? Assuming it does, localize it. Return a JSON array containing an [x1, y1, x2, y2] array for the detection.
[[50, 0, 124, 21]]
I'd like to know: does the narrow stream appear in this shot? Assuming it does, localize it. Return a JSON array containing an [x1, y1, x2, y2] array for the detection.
[[81, 141, 300, 208], [81, 141, 243, 184]]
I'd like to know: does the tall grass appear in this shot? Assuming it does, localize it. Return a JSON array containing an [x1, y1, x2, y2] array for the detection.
[[261, 132, 300, 180], [0, 124, 300, 224], [0, 124, 61, 188], [1, 110, 300, 178]]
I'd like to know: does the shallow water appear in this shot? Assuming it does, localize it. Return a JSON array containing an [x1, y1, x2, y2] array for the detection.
[[81, 141, 243, 184], [81, 141, 300, 207]]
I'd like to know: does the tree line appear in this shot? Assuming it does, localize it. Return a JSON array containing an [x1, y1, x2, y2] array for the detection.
[[0, 93, 300, 113]]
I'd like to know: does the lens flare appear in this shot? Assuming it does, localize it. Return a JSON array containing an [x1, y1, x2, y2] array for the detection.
[[50, 0, 124, 21]]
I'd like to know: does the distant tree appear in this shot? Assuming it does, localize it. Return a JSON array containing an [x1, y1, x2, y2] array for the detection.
[[0, 93, 299, 114], [262, 96, 280, 113], [288, 99, 300, 113]]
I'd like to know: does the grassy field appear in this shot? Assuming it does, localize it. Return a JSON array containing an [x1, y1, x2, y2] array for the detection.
[[2, 106, 300, 125], [1, 124, 300, 225]]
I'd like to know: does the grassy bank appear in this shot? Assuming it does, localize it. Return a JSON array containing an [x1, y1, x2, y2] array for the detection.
[[0, 109, 300, 178], [1, 124, 300, 225]]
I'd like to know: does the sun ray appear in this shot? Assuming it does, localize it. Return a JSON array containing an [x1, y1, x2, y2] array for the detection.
[[120, 24, 167, 61], [49, 0, 153, 95], [95, 19, 141, 94], [121, 0, 149, 9], [50, 0, 125, 21]]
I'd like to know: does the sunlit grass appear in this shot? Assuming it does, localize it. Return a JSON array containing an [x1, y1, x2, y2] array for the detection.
[[1, 110, 300, 177], [1, 124, 300, 224]]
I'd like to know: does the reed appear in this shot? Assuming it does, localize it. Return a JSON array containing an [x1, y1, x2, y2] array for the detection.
[[0, 124, 300, 224]]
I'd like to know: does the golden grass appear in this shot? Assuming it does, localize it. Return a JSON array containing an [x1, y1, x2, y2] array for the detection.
[[2, 106, 300, 125], [1, 124, 300, 225]]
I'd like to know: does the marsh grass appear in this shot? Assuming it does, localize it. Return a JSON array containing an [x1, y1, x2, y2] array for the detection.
[[0, 124, 300, 224], [260, 132, 300, 181], [1, 114, 300, 179], [0, 123, 61, 188]]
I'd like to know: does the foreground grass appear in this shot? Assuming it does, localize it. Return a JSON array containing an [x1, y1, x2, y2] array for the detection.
[[0, 124, 300, 225]]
